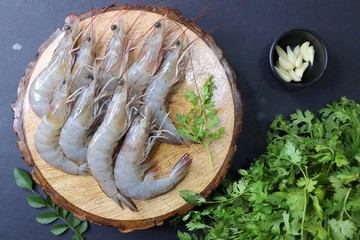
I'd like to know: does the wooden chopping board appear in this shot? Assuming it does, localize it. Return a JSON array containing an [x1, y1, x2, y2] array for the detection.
[[12, 5, 243, 232]]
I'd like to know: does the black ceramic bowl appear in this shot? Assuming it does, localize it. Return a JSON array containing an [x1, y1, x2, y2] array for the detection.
[[269, 29, 328, 87]]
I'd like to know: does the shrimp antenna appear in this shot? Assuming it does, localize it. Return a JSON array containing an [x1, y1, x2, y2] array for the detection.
[[66, 85, 85, 103], [94, 0, 154, 44], [103, 29, 132, 81]]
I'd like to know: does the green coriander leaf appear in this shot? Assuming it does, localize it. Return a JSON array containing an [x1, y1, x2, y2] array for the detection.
[[185, 90, 199, 106], [176, 114, 187, 126], [282, 212, 301, 236], [291, 109, 315, 132], [182, 212, 192, 222], [36, 212, 58, 224], [186, 222, 209, 231], [212, 127, 225, 140], [297, 178, 317, 193], [177, 231, 193, 240], [334, 151, 349, 167], [329, 219, 356, 239], [304, 215, 328, 240], [231, 179, 247, 196], [27, 196, 46, 208], [13, 168, 33, 190], [329, 175, 350, 203], [286, 190, 305, 218], [51, 224, 69, 235], [284, 142, 302, 164], [310, 195, 323, 216], [75, 221, 88, 235], [354, 154, 360, 163], [180, 190, 206, 205], [347, 185, 360, 210]]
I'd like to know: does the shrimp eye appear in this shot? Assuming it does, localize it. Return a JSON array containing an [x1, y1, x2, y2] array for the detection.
[[111, 24, 117, 31], [87, 37, 91, 42], [85, 73, 93, 79], [62, 79, 66, 85], [175, 40, 180, 46], [117, 79, 124, 86], [133, 109, 140, 117], [154, 21, 161, 28], [63, 24, 71, 31]]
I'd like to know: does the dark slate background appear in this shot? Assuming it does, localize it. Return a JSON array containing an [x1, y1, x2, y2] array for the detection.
[[1, 0, 359, 239]]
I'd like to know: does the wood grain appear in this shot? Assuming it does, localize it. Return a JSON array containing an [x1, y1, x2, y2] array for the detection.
[[12, 5, 243, 232]]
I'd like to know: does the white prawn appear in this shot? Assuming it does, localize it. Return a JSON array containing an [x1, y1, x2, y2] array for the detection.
[[114, 105, 192, 200], [87, 77, 137, 211], [29, 14, 79, 117], [144, 35, 188, 144], [127, 19, 167, 98], [70, 27, 96, 93], [59, 74, 97, 163], [97, 18, 128, 93], [34, 69, 89, 175]]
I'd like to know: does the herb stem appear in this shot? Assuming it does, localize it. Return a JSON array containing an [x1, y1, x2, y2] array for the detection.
[[340, 188, 352, 220], [48, 203, 82, 236], [301, 187, 307, 240], [203, 141, 213, 165], [326, 148, 335, 175], [206, 190, 249, 204]]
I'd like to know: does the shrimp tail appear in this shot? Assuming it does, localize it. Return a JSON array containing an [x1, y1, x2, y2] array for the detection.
[[115, 192, 138, 212], [169, 153, 192, 183]]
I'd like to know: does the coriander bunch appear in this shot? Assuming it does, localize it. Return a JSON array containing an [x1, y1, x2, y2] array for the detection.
[[176, 75, 225, 164], [178, 97, 360, 240]]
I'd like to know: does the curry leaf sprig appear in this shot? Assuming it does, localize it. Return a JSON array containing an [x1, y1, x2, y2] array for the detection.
[[14, 168, 88, 240], [176, 75, 225, 164], [178, 97, 360, 240]]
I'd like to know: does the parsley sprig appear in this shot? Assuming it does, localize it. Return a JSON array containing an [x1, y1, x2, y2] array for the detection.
[[176, 75, 225, 164], [14, 168, 89, 240], [178, 97, 360, 240]]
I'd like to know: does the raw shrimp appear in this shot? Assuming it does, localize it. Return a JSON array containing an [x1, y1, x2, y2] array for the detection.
[[34, 69, 89, 175], [144, 35, 188, 144], [29, 14, 79, 118], [87, 78, 137, 211], [97, 18, 128, 93], [59, 75, 97, 163], [114, 105, 192, 200], [70, 27, 96, 93], [127, 19, 167, 98]]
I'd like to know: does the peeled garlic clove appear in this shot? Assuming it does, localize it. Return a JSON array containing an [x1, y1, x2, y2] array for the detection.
[[275, 45, 288, 60], [279, 56, 294, 70], [293, 45, 300, 57], [295, 55, 303, 68], [308, 46, 315, 65], [295, 61, 309, 78], [286, 46, 297, 65], [274, 66, 292, 82], [276, 60, 280, 68], [300, 41, 310, 62], [289, 69, 302, 82]]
